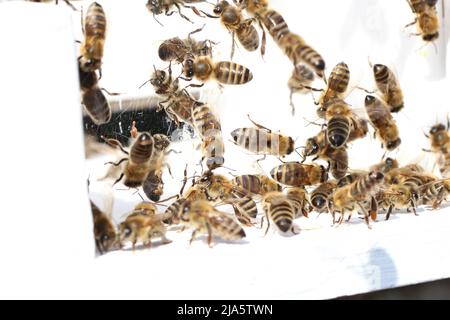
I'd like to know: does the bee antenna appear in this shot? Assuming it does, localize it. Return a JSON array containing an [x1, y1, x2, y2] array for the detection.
[[138, 79, 151, 89]]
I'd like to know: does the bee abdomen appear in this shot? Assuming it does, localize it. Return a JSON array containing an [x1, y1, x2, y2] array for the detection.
[[214, 61, 253, 85], [85, 2, 107, 38], [163, 198, 187, 225], [373, 64, 390, 85], [234, 175, 262, 194], [130, 135, 154, 164], [237, 23, 260, 52], [328, 62, 350, 94], [232, 196, 258, 219], [330, 149, 348, 179], [327, 116, 350, 148], [82, 88, 111, 125], [262, 9, 289, 43], [293, 44, 325, 74], [142, 171, 163, 202], [270, 203, 294, 233], [214, 216, 246, 240]]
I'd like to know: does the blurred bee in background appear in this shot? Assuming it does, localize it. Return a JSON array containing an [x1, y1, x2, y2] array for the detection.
[[232, 174, 281, 196], [270, 162, 328, 187], [180, 200, 246, 247], [405, 0, 440, 43], [330, 171, 384, 228], [301, 130, 348, 179], [288, 64, 315, 115], [91, 201, 117, 255], [418, 178, 450, 209], [310, 180, 337, 213], [230, 116, 294, 161], [183, 56, 253, 85], [146, 0, 204, 25], [118, 210, 172, 250], [192, 103, 225, 170], [79, 2, 107, 77], [262, 191, 297, 235], [364, 95, 402, 152], [146, 66, 198, 126], [102, 132, 154, 188], [158, 25, 214, 63], [424, 121, 450, 177], [286, 187, 311, 218], [163, 198, 188, 225], [201, 0, 259, 59], [370, 63, 404, 113], [78, 61, 111, 125], [370, 157, 399, 174], [27, 0, 77, 10]]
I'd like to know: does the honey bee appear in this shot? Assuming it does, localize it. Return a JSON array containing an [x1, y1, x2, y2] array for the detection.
[[192, 103, 225, 170], [232, 174, 281, 196], [310, 180, 337, 213], [78, 61, 111, 125], [406, 0, 439, 43], [418, 178, 450, 209], [132, 201, 158, 216], [202, 1, 259, 59], [118, 212, 172, 250], [331, 171, 384, 228], [377, 184, 419, 220], [270, 162, 328, 187], [370, 63, 404, 113], [348, 118, 369, 142], [337, 171, 367, 188], [27, 0, 77, 10], [230, 116, 294, 159], [148, 67, 197, 126], [103, 132, 154, 188], [79, 2, 107, 76], [91, 201, 117, 255], [262, 191, 297, 235], [183, 56, 253, 85], [370, 157, 399, 174], [318, 62, 351, 105], [146, 0, 204, 25], [142, 134, 171, 201], [288, 64, 315, 114], [194, 171, 258, 226], [180, 200, 246, 247], [385, 167, 436, 186], [364, 95, 401, 151], [163, 198, 187, 225], [158, 26, 214, 63], [425, 122, 450, 177], [286, 187, 311, 218], [323, 98, 356, 148], [302, 130, 348, 179]]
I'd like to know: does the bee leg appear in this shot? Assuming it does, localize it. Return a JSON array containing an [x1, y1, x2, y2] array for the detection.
[[101, 137, 130, 155], [256, 155, 266, 167], [112, 173, 124, 187], [369, 196, 378, 221], [104, 158, 128, 167], [189, 229, 198, 245], [132, 240, 136, 252], [385, 205, 393, 220], [258, 20, 266, 59], [188, 24, 206, 39], [183, 5, 203, 18], [422, 148, 432, 153], [230, 32, 236, 60], [247, 114, 272, 132], [153, 13, 164, 27], [174, 3, 194, 23], [98, 68, 103, 80], [206, 223, 213, 248], [404, 18, 417, 29], [410, 198, 418, 215], [263, 212, 271, 237], [61, 0, 77, 11], [289, 89, 296, 116], [80, 4, 85, 34], [357, 202, 372, 229]]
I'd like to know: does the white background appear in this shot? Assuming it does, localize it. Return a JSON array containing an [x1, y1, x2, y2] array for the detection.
[[1, 0, 450, 299]]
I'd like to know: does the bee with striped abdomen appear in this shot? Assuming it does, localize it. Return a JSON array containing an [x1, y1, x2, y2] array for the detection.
[[310, 180, 337, 213], [364, 95, 401, 151], [91, 201, 117, 255], [232, 174, 281, 196], [180, 200, 246, 247], [79, 2, 107, 76], [286, 187, 311, 218], [183, 56, 253, 85], [270, 162, 328, 187], [370, 63, 404, 113], [262, 191, 297, 235]]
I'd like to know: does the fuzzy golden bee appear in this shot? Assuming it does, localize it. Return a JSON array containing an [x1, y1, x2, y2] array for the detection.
[[180, 200, 246, 247], [331, 171, 384, 228], [78, 61, 111, 125], [183, 56, 253, 85], [79, 2, 107, 75], [406, 0, 439, 43], [425, 122, 450, 177], [270, 162, 328, 187], [364, 95, 401, 151]]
